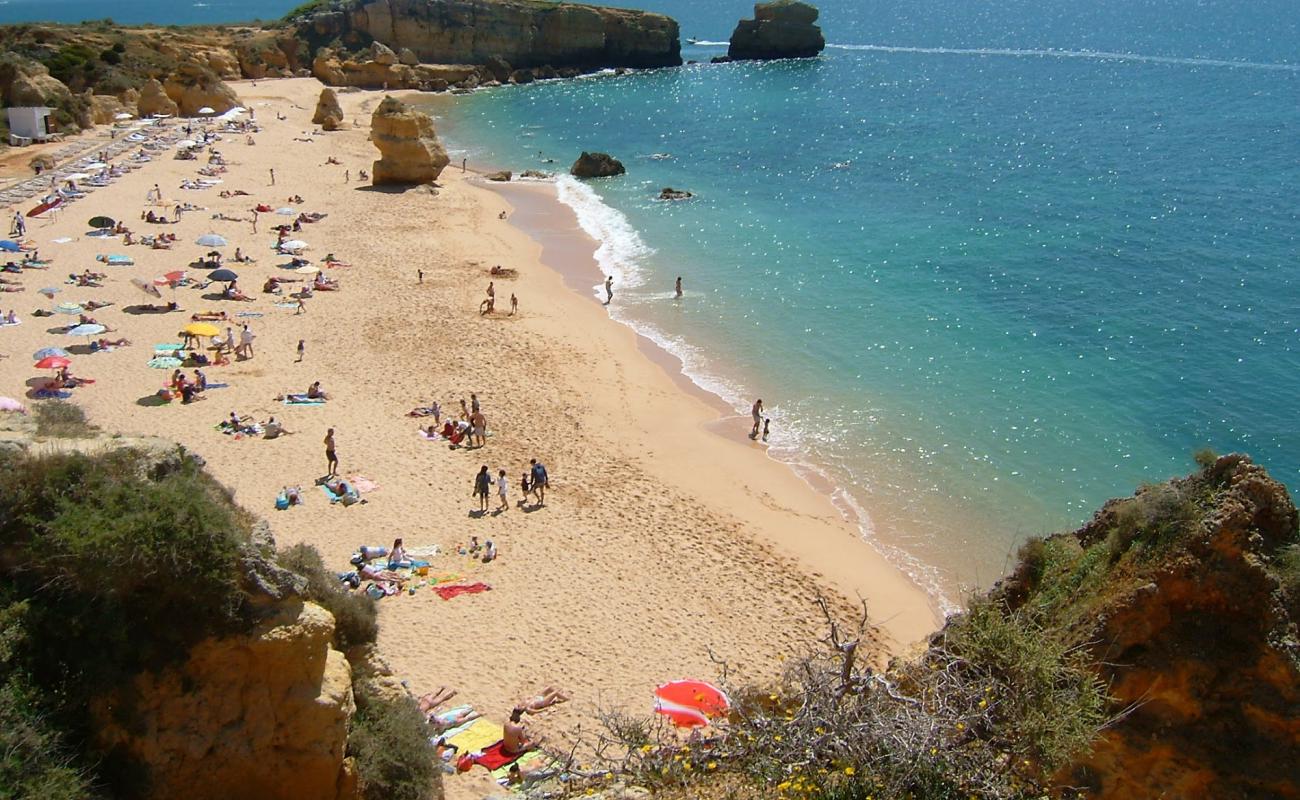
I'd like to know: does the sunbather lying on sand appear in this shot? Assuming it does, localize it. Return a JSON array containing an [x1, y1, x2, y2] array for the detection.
[[520, 687, 569, 714], [418, 687, 458, 713], [430, 706, 480, 733], [191, 310, 229, 321]]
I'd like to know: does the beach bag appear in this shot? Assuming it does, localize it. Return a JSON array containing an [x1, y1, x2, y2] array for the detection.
[[274, 492, 290, 511]]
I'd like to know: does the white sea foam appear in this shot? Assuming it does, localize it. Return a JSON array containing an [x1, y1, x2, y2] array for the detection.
[[687, 40, 730, 47], [549, 177, 960, 615], [553, 175, 652, 290], [828, 42, 1300, 72]]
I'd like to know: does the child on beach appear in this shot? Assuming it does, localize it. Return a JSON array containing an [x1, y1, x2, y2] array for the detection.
[[297, 339, 305, 362], [496, 469, 509, 510]]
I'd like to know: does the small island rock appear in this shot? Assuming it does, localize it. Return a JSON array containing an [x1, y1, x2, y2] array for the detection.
[[571, 151, 626, 179], [485, 170, 513, 182], [659, 187, 693, 200], [728, 0, 826, 60]]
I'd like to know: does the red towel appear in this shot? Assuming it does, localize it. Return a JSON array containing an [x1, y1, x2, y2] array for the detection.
[[434, 582, 491, 600], [473, 740, 527, 771]]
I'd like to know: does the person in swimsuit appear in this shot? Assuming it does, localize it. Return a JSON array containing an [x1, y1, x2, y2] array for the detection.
[[604, 275, 613, 305], [324, 428, 338, 476], [520, 686, 569, 713], [675, 276, 682, 298], [502, 708, 532, 756], [496, 469, 509, 510], [473, 465, 491, 512], [750, 399, 763, 439]]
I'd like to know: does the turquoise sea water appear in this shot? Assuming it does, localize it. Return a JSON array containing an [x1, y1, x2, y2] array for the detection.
[[432, 0, 1300, 605], [0, 0, 294, 25]]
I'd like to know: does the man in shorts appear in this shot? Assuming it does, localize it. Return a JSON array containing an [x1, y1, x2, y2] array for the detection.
[[529, 458, 549, 506]]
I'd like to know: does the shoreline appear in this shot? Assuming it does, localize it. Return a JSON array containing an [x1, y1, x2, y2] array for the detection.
[[477, 175, 944, 632]]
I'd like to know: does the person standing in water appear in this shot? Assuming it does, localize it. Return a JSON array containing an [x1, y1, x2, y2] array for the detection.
[[675, 276, 682, 298], [762, 418, 771, 442], [750, 399, 764, 439], [604, 276, 614, 305]]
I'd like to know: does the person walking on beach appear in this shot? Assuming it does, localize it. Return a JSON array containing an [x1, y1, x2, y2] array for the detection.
[[296, 296, 307, 315], [675, 276, 682, 298], [324, 428, 338, 476], [473, 465, 492, 512], [238, 323, 255, 359], [510, 293, 518, 316], [496, 468, 509, 511], [11, 210, 24, 237], [529, 458, 549, 506], [431, 400, 441, 424], [251, 210, 258, 234], [471, 393, 481, 414], [750, 399, 764, 439], [344, 170, 350, 183], [296, 339, 305, 363], [604, 276, 614, 305], [269, 168, 276, 186], [418, 269, 423, 284]]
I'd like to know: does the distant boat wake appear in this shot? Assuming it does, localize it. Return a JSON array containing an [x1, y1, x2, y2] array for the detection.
[[827, 43, 1300, 72]]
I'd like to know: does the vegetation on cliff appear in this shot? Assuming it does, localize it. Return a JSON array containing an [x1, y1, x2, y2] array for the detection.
[[585, 453, 1299, 799], [0, 437, 438, 800]]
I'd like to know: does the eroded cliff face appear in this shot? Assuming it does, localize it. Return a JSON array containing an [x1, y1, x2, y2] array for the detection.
[[996, 455, 1300, 799], [296, 0, 680, 70], [93, 600, 359, 800]]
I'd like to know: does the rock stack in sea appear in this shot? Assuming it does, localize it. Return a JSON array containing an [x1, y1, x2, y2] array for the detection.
[[370, 95, 451, 185], [727, 0, 826, 60], [571, 151, 626, 178]]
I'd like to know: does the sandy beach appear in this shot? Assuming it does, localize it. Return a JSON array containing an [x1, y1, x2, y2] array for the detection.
[[0, 78, 937, 797]]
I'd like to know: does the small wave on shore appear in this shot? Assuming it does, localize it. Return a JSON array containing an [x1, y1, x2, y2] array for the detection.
[[554, 175, 652, 290]]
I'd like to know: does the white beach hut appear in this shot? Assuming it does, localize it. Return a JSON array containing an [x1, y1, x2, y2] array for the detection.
[[6, 106, 52, 145]]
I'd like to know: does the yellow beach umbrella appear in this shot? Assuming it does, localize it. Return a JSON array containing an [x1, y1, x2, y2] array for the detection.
[[184, 322, 220, 337]]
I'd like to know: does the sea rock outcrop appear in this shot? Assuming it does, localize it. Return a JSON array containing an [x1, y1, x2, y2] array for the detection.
[[313, 87, 345, 128], [92, 600, 356, 800], [571, 151, 626, 178], [312, 46, 479, 90], [993, 454, 1300, 798], [136, 78, 180, 118], [728, 0, 825, 60], [485, 170, 513, 182], [370, 95, 450, 185], [292, 0, 681, 71], [659, 187, 693, 200]]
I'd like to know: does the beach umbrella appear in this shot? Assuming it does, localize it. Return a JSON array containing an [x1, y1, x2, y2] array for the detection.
[[183, 322, 220, 338], [0, 241, 20, 253], [54, 302, 85, 316], [67, 323, 106, 338], [294, 265, 320, 275], [157, 270, 188, 286], [35, 355, 70, 370], [147, 356, 183, 369], [131, 277, 163, 299], [88, 215, 115, 230], [114, 112, 134, 121], [274, 207, 296, 216], [33, 347, 70, 360], [196, 234, 228, 248], [197, 107, 216, 115], [0, 397, 27, 414], [37, 287, 61, 298], [653, 680, 731, 728], [176, 139, 198, 149], [208, 268, 239, 282], [280, 240, 308, 251]]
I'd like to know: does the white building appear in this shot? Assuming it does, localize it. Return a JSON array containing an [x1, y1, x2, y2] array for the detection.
[[6, 106, 52, 144]]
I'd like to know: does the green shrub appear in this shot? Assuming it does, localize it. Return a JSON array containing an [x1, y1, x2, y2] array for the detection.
[[33, 401, 92, 438], [100, 48, 121, 65], [349, 686, 440, 800], [1272, 544, 1300, 604], [278, 543, 378, 650], [1016, 536, 1049, 589], [1193, 447, 1219, 469], [0, 676, 92, 800]]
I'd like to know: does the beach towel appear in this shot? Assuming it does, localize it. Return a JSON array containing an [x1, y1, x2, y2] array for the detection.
[[408, 407, 435, 417], [406, 545, 441, 559], [154, 343, 184, 352], [235, 311, 263, 318], [320, 484, 359, 505], [274, 302, 299, 308], [434, 582, 491, 601], [445, 718, 504, 755], [418, 429, 441, 441], [33, 389, 72, 400], [461, 741, 528, 772], [283, 396, 326, 405], [51, 237, 72, 244], [103, 255, 133, 265], [204, 382, 229, 389], [349, 476, 379, 493]]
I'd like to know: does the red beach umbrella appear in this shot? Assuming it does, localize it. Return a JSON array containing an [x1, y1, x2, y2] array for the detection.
[[653, 680, 731, 728], [35, 355, 71, 370]]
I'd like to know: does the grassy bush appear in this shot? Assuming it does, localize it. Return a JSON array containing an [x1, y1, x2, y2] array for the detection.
[[33, 401, 93, 438], [278, 543, 378, 650], [349, 686, 440, 800]]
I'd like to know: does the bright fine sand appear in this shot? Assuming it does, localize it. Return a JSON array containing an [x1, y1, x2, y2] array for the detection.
[[0, 78, 938, 797]]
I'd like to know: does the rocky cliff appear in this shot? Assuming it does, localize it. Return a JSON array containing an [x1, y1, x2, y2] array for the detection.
[[292, 0, 680, 71], [728, 0, 825, 60], [996, 454, 1300, 798], [370, 94, 450, 184]]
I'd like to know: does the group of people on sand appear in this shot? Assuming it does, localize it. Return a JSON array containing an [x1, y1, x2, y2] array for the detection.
[[473, 458, 548, 513], [417, 684, 568, 783], [478, 280, 518, 316]]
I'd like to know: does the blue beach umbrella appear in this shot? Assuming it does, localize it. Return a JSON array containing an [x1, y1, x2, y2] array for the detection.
[[33, 347, 70, 360], [208, 268, 239, 283], [67, 323, 106, 338], [0, 241, 21, 253]]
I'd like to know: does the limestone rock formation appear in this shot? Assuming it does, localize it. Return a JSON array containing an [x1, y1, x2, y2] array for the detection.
[[728, 0, 825, 60], [370, 95, 450, 185], [371, 40, 399, 65], [92, 601, 356, 800], [993, 454, 1300, 798], [0, 56, 74, 109], [86, 92, 127, 125], [292, 0, 681, 71], [162, 60, 242, 116], [485, 170, 513, 182], [137, 78, 179, 118], [312, 46, 479, 90], [313, 87, 344, 127], [399, 46, 420, 66], [571, 151, 626, 178]]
